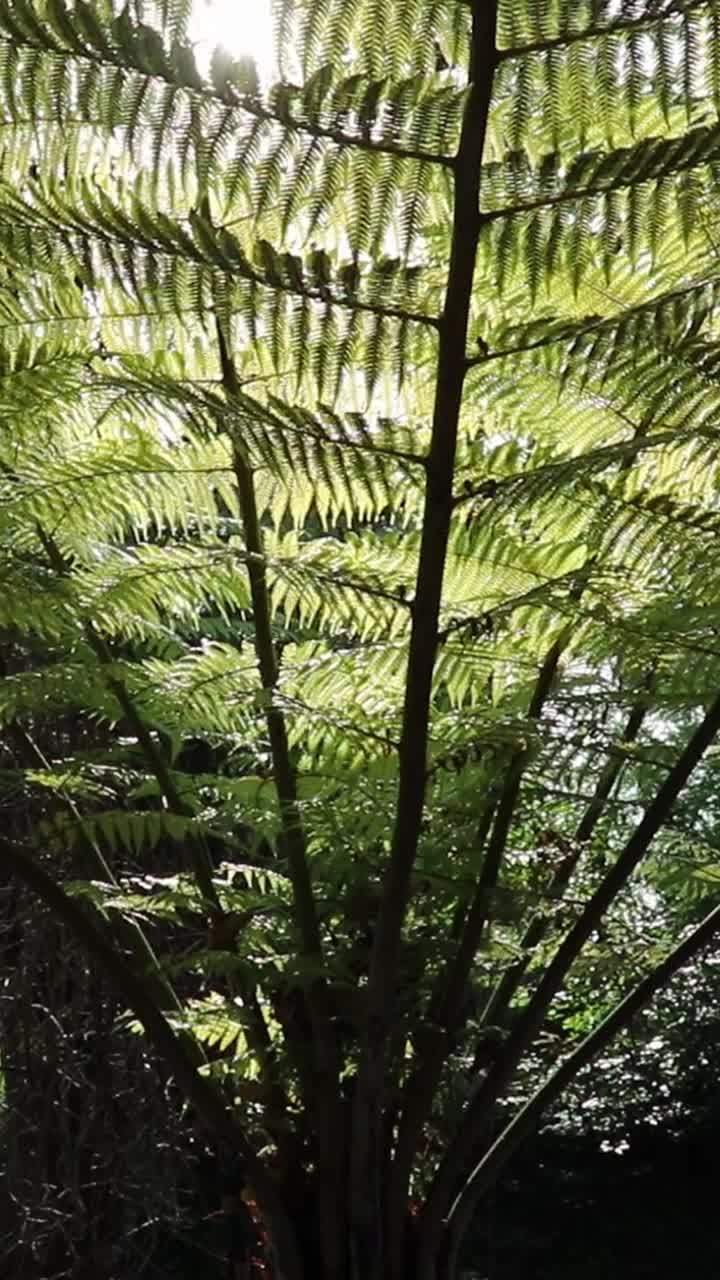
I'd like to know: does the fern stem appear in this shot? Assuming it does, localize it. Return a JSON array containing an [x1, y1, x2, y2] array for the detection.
[[349, 6, 500, 1278], [19, 201, 438, 328], [478, 679, 653, 1038], [418, 686, 720, 1268], [465, 275, 720, 370], [443, 633, 565, 980], [34, 523, 220, 906], [214, 321, 322, 963], [481, 129, 715, 225], [386, 799, 496, 1265], [215, 315, 347, 1280], [243, 109, 452, 169], [230, 450, 325, 956], [33, 513, 292, 1128], [34, 525, 297, 1130], [453, 421, 720, 506], [444, 895, 720, 1258], [1, 27, 451, 168], [497, 0, 707, 64], [389, 627, 563, 1266]]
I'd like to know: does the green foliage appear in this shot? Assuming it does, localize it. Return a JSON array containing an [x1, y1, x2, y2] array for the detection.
[[4, 2, 720, 1272]]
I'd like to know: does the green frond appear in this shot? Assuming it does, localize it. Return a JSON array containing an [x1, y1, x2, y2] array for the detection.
[[44, 806, 205, 857], [4, 5, 720, 1139]]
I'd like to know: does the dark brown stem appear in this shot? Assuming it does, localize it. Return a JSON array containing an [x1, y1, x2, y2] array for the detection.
[[386, 802, 495, 1278], [388, 630, 563, 1270], [418, 689, 720, 1265], [349, 8, 499, 1277], [445, 898, 720, 1258], [214, 319, 323, 968], [215, 315, 346, 1280], [35, 524, 219, 907], [479, 680, 652, 1034], [34, 529, 286, 1111]]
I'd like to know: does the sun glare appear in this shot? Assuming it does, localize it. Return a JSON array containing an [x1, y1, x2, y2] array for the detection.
[[188, 0, 276, 83]]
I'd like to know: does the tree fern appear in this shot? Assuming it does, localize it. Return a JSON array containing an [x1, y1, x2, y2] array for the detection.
[[5, 3, 720, 1280]]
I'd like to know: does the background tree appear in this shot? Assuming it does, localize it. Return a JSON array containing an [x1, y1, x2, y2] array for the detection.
[[3, 1, 720, 1278]]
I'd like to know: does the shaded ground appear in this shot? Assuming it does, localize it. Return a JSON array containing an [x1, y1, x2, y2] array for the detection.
[[468, 1119, 720, 1279]]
